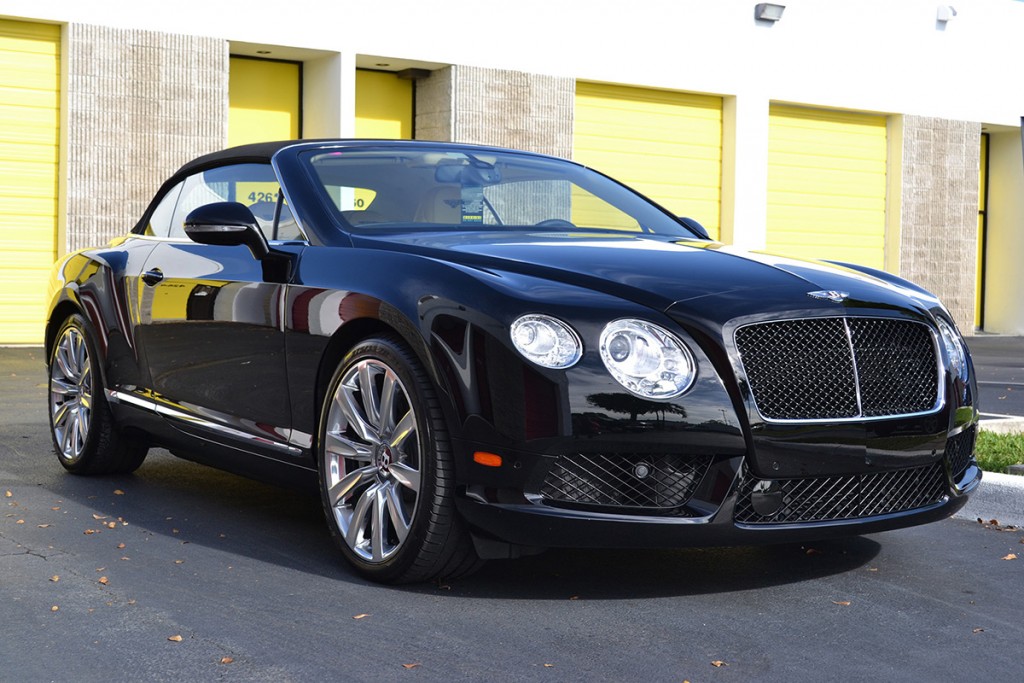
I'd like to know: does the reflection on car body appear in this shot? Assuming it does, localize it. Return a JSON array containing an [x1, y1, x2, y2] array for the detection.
[[45, 140, 980, 583]]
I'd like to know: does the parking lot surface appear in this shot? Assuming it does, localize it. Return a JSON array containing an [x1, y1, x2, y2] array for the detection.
[[2, 347, 1022, 682]]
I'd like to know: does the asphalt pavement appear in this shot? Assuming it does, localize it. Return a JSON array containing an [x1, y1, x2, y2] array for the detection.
[[2, 342, 1023, 681]]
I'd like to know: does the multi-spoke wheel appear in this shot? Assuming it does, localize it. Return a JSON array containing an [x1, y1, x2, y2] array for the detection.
[[318, 336, 481, 583], [47, 314, 147, 475]]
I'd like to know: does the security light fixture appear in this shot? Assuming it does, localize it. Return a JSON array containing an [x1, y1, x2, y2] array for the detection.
[[755, 3, 785, 22], [937, 5, 957, 23]]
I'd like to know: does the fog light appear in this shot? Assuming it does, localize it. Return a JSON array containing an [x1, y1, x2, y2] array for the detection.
[[750, 480, 784, 517]]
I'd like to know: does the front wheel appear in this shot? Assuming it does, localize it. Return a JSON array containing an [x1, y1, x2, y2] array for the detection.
[[48, 314, 147, 474], [318, 336, 481, 583]]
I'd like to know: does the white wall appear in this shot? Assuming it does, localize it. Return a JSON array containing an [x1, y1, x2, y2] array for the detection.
[[6, 0, 1024, 125], [983, 129, 1024, 334]]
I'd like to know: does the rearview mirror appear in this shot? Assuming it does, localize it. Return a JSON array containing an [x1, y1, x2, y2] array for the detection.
[[183, 202, 270, 260]]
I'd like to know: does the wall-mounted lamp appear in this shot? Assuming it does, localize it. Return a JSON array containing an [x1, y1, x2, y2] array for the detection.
[[755, 3, 786, 22], [937, 5, 957, 23]]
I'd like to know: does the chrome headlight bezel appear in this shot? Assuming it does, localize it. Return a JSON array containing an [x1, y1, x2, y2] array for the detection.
[[936, 316, 969, 382], [598, 319, 697, 399], [510, 314, 583, 369]]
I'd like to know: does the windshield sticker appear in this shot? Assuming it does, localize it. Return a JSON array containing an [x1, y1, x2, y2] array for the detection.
[[461, 185, 484, 224]]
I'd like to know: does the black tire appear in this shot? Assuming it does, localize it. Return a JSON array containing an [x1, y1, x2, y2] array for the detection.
[[47, 314, 148, 475], [317, 335, 482, 584]]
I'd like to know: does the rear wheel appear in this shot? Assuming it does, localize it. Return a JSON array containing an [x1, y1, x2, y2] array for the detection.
[[318, 336, 481, 583], [48, 314, 147, 475]]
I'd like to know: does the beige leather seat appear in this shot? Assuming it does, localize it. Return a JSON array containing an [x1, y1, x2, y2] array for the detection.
[[414, 187, 462, 224]]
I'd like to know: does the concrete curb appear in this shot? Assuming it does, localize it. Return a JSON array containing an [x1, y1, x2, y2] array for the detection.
[[954, 470, 1024, 528], [979, 417, 1024, 435]]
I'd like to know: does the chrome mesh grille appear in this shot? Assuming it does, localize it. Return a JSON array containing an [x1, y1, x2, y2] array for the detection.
[[541, 453, 712, 513], [735, 318, 939, 421], [946, 426, 977, 480], [733, 463, 947, 524]]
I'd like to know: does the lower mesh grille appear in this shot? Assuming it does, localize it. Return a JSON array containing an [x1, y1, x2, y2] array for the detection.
[[946, 426, 977, 480], [541, 453, 712, 513], [734, 462, 947, 524]]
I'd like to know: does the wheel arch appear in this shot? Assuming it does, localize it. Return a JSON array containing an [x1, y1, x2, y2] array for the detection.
[[45, 299, 83, 359], [311, 312, 462, 450]]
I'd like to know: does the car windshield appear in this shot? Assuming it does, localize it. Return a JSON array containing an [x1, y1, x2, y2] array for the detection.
[[301, 146, 695, 237]]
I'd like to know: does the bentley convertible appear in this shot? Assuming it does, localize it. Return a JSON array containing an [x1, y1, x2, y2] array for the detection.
[[45, 140, 981, 583]]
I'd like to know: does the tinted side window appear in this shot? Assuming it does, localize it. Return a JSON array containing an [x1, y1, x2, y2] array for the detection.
[[167, 163, 292, 240], [143, 182, 184, 237]]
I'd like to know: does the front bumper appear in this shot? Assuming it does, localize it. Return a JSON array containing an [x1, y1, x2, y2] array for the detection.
[[453, 432, 981, 551]]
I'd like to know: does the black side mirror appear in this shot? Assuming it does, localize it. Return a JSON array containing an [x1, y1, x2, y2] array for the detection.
[[677, 216, 711, 240], [183, 202, 270, 260]]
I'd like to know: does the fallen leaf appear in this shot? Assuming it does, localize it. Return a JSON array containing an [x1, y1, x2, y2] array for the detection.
[[37, 524, 51, 528], [989, 519, 999, 526], [15, 519, 24, 524], [168, 635, 183, 643], [127, 600, 136, 605], [117, 543, 126, 549], [867, 567, 879, 572], [51, 605, 59, 612], [569, 595, 580, 600], [805, 548, 822, 556], [51, 507, 60, 511], [353, 613, 370, 620], [973, 628, 985, 633], [106, 522, 117, 529], [402, 663, 421, 670], [711, 660, 728, 668], [50, 575, 59, 583], [92, 514, 107, 521], [1001, 553, 1017, 561], [84, 529, 97, 535], [4, 490, 11, 498], [543, 663, 555, 668], [832, 600, 851, 606], [220, 657, 234, 664], [98, 576, 109, 585], [114, 490, 125, 495], [121, 557, 130, 561], [174, 560, 184, 565]]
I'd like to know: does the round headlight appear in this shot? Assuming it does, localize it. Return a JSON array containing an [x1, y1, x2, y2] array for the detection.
[[510, 314, 582, 369], [936, 317, 968, 382], [599, 319, 696, 399]]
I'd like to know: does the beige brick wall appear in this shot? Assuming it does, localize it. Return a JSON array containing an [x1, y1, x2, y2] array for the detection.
[[65, 24, 227, 251], [897, 116, 981, 332], [415, 66, 573, 159]]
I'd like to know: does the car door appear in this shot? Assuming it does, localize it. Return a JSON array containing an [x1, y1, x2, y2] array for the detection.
[[136, 163, 301, 459]]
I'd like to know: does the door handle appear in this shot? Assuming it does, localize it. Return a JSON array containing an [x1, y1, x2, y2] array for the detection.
[[142, 268, 164, 286]]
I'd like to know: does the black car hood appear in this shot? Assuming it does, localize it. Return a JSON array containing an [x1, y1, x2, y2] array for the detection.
[[350, 231, 939, 319]]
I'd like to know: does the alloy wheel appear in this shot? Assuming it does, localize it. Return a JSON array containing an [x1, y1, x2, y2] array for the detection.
[[323, 358, 422, 563], [49, 326, 93, 461]]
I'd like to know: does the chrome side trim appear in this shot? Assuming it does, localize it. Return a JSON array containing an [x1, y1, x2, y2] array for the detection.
[[107, 389, 303, 456]]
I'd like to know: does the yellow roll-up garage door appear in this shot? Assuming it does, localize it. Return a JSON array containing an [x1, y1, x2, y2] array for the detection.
[[573, 82, 722, 239], [0, 19, 60, 345], [767, 105, 888, 269], [355, 69, 413, 139], [228, 56, 301, 147]]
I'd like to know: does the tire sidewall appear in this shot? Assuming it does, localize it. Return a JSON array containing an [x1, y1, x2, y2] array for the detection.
[[317, 336, 448, 581]]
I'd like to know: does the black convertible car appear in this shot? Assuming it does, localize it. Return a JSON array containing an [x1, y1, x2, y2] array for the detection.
[[46, 140, 980, 583]]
